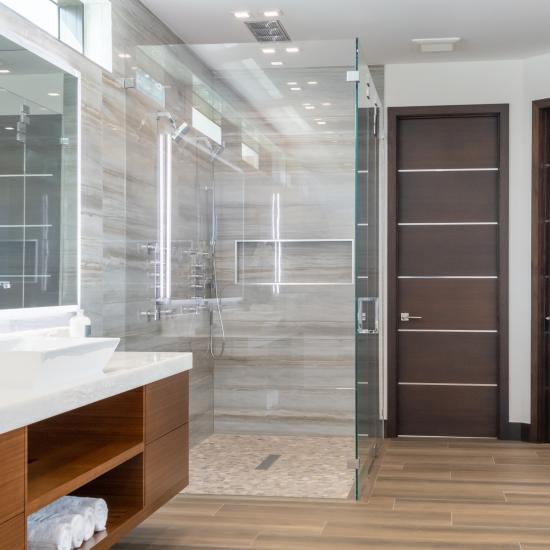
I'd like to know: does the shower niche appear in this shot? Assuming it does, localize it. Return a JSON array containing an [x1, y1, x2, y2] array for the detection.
[[236, 239, 354, 285]]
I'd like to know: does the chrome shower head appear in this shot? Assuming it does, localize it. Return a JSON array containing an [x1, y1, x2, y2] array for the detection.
[[156, 111, 176, 126]]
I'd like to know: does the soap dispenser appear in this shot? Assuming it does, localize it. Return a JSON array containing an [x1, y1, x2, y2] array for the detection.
[[70, 309, 92, 337]]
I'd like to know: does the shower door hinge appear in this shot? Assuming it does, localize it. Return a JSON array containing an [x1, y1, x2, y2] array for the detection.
[[60, 137, 70, 146], [346, 70, 360, 82], [347, 458, 361, 470], [122, 77, 136, 89]]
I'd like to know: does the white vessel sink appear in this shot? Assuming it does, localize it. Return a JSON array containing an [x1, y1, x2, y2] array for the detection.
[[0, 336, 120, 388]]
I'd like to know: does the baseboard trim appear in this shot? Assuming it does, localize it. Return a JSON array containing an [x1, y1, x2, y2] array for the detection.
[[501, 422, 531, 441]]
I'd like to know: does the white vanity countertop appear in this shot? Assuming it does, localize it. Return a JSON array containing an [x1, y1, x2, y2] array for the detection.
[[0, 351, 192, 435]]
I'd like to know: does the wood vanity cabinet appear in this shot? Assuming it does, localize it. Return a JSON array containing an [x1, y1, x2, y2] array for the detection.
[[0, 371, 189, 550]]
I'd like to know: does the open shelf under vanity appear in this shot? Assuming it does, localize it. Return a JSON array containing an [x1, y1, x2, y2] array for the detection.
[[0, 370, 189, 550]]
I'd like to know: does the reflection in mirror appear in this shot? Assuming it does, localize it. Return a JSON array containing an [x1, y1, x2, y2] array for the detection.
[[0, 34, 78, 310]]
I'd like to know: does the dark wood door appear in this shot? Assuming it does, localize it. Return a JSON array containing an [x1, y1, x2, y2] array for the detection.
[[543, 109, 550, 441], [388, 105, 509, 438], [532, 101, 550, 442]]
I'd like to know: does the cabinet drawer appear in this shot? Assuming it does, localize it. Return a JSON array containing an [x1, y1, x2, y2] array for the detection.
[[0, 514, 24, 550], [145, 372, 188, 443], [0, 430, 25, 524], [145, 424, 188, 508]]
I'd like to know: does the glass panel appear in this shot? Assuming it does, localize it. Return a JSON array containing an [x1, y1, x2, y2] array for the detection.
[[122, 39, 358, 497], [59, 1, 85, 53], [0, 112, 24, 307], [355, 43, 383, 499], [23, 104, 64, 307]]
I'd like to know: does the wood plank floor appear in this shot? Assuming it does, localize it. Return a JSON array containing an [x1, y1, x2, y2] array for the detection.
[[115, 438, 550, 549]]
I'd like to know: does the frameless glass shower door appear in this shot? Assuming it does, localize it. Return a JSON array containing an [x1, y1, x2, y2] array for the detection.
[[355, 45, 383, 499]]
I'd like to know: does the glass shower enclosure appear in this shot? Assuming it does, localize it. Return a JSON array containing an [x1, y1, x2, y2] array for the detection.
[[118, 38, 382, 500]]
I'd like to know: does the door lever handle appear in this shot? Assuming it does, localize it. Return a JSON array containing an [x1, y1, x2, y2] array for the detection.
[[400, 312, 423, 322]]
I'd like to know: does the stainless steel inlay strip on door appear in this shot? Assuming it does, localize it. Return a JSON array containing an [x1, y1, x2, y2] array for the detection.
[[399, 382, 498, 387], [398, 222, 498, 226], [398, 276, 498, 279], [398, 435, 498, 439], [398, 329, 498, 333], [398, 168, 499, 173]]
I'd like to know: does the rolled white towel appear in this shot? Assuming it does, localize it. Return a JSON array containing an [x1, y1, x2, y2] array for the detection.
[[30, 496, 108, 535], [27, 517, 72, 550], [29, 505, 87, 545], [57, 496, 108, 532], [80, 505, 95, 541], [63, 514, 85, 548]]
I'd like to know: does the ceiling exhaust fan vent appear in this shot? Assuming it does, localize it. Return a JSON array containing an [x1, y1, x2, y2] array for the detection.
[[245, 20, 291, 42]]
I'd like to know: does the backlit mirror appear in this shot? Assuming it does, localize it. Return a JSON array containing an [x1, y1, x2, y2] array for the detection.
[[0, 34, 79, 310]]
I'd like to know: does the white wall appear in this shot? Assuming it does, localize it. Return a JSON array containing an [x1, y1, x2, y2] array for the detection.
[[384, 56, 550, 424]]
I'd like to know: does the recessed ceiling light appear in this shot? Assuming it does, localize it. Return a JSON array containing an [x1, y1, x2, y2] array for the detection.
[[305, 105, 315, 110], [302, 102, 311, 106], [118, 53, 132, 59], [4, 126, 14, 130], [290, 87, 301, 91], [271, 61, 283, 66], [317, 121, 327, 125], [48, 92, 60, 97], [262, 48, 276, 54], [307, 81, 318, 85], [314, 117, 323, 121], [322, 102, 332, 106], [264, 10, 281, 17], [234, 10, 251, 18], [287, 81, 298, 86], [0, 69, 11, 74], [411, 37, 461, 53], [286, 47, 299, 53]]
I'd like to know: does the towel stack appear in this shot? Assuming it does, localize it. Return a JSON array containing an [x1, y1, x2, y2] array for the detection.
[[28, 496, 109, 550]]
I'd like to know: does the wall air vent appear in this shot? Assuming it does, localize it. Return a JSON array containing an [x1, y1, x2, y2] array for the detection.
[[245, 20, 291, 42]]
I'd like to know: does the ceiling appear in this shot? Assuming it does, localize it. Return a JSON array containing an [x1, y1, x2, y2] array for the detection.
[[140, 0, 550, 65]]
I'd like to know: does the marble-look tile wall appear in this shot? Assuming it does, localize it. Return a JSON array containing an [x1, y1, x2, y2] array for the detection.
[[0, 1, 214, 447]]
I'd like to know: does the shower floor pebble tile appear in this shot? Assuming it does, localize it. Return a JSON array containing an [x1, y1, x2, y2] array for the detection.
[[183, 434, 356, 499]]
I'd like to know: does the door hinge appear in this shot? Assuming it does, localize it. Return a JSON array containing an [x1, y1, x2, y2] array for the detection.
[[346, 70, 360, 82], [347, 458, 361, 470]]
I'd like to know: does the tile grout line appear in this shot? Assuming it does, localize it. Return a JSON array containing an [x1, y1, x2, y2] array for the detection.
[[319, 519, 329, 536], [213, 503, 227, 516]]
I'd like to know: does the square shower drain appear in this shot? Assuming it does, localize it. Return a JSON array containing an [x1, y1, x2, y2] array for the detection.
[[255, 454, 281, 470]]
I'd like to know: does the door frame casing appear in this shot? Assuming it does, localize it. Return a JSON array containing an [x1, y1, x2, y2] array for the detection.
[[386, 104, 510, 439], [530, 98, 550, 442]]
